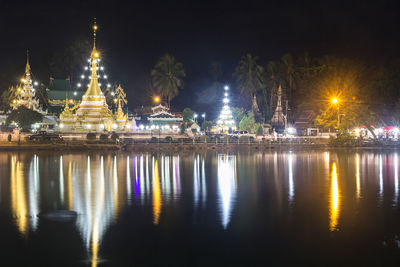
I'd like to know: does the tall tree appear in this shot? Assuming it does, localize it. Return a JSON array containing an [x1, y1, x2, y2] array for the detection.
[[151, 54, 185, 107], [281, 53, 296, 103], [312, 57, 379, 137], [47, 38, 91, 82], [6, 106, 43, 132], [233, 54, 267, 119]]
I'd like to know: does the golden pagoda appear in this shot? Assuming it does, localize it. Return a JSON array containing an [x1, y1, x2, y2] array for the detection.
[[115, 99, 128, 129], [59, 98, 77, 130], [60, 21, 114, 132]]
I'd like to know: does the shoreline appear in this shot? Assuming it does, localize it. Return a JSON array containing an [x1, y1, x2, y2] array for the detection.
[[1, 142, 400, 152]]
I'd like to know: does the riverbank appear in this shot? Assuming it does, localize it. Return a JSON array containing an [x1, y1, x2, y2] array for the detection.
[[0, 142, 120, 151], [2, 141, 400, 151]]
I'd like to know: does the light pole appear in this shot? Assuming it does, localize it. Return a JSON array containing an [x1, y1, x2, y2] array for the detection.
[[332, 98, 340, 128], [194, 113, 198, 123]]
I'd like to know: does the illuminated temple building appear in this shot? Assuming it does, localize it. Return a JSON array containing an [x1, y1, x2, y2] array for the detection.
[[59, 23, 128, 132], [47, 78, 84, 114], [11, 53, 41, 112]]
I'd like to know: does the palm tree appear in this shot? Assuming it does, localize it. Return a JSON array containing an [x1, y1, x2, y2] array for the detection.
[[233, 54, 266, 118], [151, 54, 185, 107], [281, 53, 296, 101], [266, 61, 280, 115]]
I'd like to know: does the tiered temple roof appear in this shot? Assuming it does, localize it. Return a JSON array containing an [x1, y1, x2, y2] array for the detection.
[[11, 53, 41, 112]]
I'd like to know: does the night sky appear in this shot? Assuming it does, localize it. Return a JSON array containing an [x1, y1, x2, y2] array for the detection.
[[1, 0, 399, 118]]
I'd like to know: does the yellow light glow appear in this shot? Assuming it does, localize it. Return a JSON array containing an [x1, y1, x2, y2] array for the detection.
[[10, 156, 28, 236], [93, 25, 98, 31], [329, 162, 340, 231], [356, 154, 361, 199], [154, 96, 160, 103], [153, 160, 161, 225], [332, 98, 338, 104]]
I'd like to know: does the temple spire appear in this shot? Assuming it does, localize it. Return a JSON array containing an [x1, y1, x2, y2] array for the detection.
[[25, 50, 31, 74], [93, 18, 98, 48], [84, 20, 103, 97], [271, 84, 285, 127]]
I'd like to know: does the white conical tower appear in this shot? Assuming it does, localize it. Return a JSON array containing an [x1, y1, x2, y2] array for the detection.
[[217, 85, 236, 132]]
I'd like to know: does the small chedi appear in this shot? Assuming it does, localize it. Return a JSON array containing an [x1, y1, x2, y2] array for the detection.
[[59, 22, 130, 132], [270, 84, 286, 130]]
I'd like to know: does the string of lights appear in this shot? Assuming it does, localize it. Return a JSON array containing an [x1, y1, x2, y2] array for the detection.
[[76, 56, 112, 91], [217, 85, 236, 129]]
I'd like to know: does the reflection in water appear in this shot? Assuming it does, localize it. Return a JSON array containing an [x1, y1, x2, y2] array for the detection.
[[10, 155, 40, 236], [395, 154, 399, 205], [72, 156, 119, 267], [356, 154, 361, 199], [126, 156, 131, 198], [67, 161, 73, 210], [329, 162, 340, 231], [379, 155, 384, 203], [173, 156, 181, 198], [288, 153, 294, 202], [153, 159, 162, 225], [10, 156, 28, 236], [134, 156, 139, 198], [217, 154, 237, 229], [28, 155, 40, 231], [59, 156, 64, 204], [9, 151, 400, 265], [194, 155, 207, 207]]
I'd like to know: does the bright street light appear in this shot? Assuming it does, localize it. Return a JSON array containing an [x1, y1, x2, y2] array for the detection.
[[332, 98, 338, 104]]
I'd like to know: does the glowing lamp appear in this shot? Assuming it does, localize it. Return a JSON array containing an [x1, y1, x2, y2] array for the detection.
[[287, 127, 296, 135]]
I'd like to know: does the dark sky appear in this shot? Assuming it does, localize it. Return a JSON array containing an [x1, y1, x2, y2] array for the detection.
[[1, 0, 399, 117]]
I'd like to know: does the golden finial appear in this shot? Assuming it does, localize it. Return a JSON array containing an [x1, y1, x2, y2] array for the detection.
[[93, 18, 98, 47], [25, 49, 31, 73], [90, 18, 100, 59]]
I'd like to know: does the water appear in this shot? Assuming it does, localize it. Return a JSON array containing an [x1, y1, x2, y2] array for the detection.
[[1, 150, 400, 266]]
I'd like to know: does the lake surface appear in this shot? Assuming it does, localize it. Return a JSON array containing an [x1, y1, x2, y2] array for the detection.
[[1, 150, 400, 266]]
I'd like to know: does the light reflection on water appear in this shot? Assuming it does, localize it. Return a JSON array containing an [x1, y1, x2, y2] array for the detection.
[[217, 154, 237, 229], [2, 151, 400, 265], [329, 162, 340, 231]]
